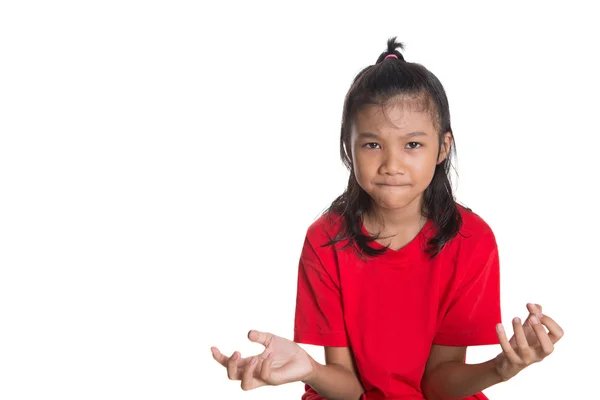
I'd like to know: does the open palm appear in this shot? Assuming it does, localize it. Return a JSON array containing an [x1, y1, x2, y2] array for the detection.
[[211, 330, 314, 390]]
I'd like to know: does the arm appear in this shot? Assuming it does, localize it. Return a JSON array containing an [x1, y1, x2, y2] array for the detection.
[[294, 229, 364, 400], [424, 227, 503, 398], [421, 345, 504, 400], [302, 347, 365, 400], [422, 307, 565, 400]]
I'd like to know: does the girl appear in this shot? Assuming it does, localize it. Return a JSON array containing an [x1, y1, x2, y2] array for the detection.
[[210, 38, 564, 400]]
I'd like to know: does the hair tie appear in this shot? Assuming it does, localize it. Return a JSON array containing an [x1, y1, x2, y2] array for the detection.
[[384, 54, 398, 60]]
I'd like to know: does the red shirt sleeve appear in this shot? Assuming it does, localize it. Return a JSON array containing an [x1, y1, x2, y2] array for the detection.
[[433, 228, 502, 346], [293, 233, 348, 347]]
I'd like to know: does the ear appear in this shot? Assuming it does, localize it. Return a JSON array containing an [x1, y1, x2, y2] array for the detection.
[[437, 132, 452, 164]]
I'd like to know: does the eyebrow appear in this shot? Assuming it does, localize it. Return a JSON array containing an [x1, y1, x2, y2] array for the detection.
[[357, 131, 428, 139]]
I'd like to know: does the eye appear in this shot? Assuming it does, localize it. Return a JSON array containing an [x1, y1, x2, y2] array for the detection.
[[363, 142, 381, 149], [406, 142, 422, 149]]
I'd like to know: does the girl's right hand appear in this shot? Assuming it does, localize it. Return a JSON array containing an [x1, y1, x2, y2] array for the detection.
[[211, 330, 315, 390]]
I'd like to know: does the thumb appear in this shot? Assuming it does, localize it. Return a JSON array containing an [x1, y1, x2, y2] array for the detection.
[[247, 330, 273, 346]]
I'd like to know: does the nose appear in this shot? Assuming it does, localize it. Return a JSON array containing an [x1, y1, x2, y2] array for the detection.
[[380, 148, 406, 175]]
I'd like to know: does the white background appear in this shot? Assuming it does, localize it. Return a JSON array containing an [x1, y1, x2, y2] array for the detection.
[[1, 1, 598, 399]]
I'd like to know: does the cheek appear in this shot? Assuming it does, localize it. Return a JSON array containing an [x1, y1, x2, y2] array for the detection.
[[352, 153, 373, 178], [409, 153, 438, 181], [353, 163, 369, 185]]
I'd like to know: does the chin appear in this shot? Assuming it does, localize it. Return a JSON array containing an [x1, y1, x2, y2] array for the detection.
[[371, 191, 423, 211], [372, 197, 414, 210], [379, 202, 414, 211]]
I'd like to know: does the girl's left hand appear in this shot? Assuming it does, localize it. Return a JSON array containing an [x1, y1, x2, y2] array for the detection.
[[494, 306, 564, 382]]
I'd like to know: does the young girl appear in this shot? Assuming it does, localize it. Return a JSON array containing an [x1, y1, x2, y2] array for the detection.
[[210, 37, 564, 400]]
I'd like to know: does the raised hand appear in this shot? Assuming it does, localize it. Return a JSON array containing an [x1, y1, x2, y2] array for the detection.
[[494, 304, 564, 381], [211, 330, 315, 391]]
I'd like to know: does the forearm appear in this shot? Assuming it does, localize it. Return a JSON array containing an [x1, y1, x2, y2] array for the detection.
[[302, 357, 364, 400], [421, 358, 505, 400]]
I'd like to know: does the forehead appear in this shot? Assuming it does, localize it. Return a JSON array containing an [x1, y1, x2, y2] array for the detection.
[[352, 97, 437, 134]]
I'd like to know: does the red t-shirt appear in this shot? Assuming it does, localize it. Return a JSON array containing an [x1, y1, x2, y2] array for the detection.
[[293, 205, 502, 400]]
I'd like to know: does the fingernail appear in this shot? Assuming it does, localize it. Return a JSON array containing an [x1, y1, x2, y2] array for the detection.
[[497, 324, 504, 333], [531, 316, 539, 324], [250, 357, 257, 364], [513, 317, 521, 324]]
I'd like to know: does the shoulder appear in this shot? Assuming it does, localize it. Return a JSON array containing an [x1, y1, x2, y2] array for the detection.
[[299, 211, 346, 277], [457, 204, 496, 242], [300, 211, 349, 267], [451, 204, 498, 259], [305, 210, 346, 244]]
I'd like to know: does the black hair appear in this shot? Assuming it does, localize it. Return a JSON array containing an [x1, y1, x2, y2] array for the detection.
[[322, 37, 466, 259]]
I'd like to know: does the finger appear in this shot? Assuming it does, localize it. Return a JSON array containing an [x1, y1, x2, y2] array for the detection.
[[520, 313, 539, 339], [211, 347, 229, 367], [508, 334, 516, 348], [515, 317, 538, 364], [497, 324, 521, 365], [512, 318, 529, 353], [527, 303, 543, 319], [260, 352, 276, 384], [248, 330, 273, 347], [522, 304, 542, 335], [227, 351, 241, 380], [539, 314, 565, 344], [530, 316, 554, 356], [241, 357, 259, 390]]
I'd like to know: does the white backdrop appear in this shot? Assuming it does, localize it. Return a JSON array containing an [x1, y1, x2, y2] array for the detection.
[[1, 1, 598, 399]]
